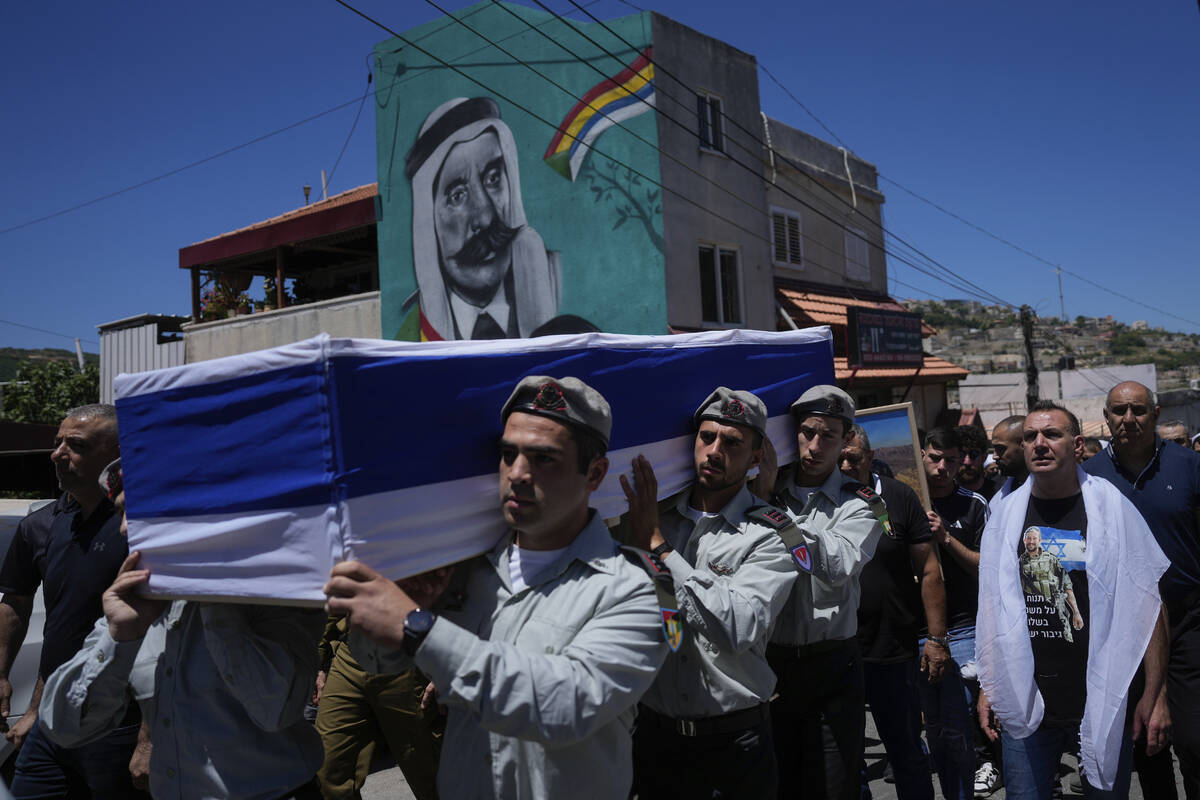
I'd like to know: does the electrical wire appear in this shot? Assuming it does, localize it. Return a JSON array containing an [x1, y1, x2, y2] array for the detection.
[[418, 0, 1013, 307], [324, 56, 374, 195], [599, 0, 1199, 330], [0, 318, 98, 345], [335, 0, 1009, 308], [878, 176, 1200, 329], [0, 97, 371, 237], [0, 0, 609, 240], [547, 0, 1018, 310]]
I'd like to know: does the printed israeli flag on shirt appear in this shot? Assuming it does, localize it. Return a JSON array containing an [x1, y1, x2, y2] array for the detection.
[[114, 328, 834, 604]]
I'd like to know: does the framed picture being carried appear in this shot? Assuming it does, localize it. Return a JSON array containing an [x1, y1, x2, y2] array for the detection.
[[854, 402, 930, 509]]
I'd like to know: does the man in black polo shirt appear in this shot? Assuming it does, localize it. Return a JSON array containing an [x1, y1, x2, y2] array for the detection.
[[918, 427, 990, 800], [1085, 381, 1200, 799], [0, 405, 144, 798], [842, 425, 946, 800]]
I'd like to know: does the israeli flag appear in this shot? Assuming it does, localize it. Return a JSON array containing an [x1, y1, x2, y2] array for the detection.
[[115, 327, 834, 604]]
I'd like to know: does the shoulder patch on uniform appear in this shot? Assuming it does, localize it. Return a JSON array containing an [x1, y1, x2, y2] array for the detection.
[[619, 545, 683, 652], [619, 545, 668, 577], [747, 504, 791, 530], [856, 486, 895, 539]]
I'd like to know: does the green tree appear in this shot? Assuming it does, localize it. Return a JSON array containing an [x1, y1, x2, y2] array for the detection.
[[2, 360, 99, 424]]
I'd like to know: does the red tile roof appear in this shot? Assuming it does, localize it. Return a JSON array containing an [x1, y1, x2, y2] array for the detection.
[[777, 286, 937, 336], [958, 408, 982, 427], [834, 355, 967, 382], [188, 183, 378, 247], [179, 183, 379, 269]]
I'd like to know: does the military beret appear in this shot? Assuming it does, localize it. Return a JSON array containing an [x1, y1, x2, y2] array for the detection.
[[502, 376, 612, 447], [693, 387, 768, 437], [789, 384, 855, 427]]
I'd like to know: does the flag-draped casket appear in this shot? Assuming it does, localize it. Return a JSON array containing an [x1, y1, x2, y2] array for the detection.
[[115, 328, 834, 604]]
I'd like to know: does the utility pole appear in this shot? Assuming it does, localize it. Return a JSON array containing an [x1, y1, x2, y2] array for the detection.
[[1056, 266, 1066, 322], [1021, 305, 1039, 411]]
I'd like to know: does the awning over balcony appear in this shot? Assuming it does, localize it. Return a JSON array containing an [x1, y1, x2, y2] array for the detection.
[[832, 355, 967, 382], [777, 283, 937, 336], [777, 281, 966, 385], [179, 184, 378, 269], [178, 184, 380, 320]]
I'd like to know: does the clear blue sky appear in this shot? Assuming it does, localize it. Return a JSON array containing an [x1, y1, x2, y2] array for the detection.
[[4, 0, 1198, 354]]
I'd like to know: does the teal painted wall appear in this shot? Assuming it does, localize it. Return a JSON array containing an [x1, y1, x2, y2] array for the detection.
[[374, 1, 666, 340]]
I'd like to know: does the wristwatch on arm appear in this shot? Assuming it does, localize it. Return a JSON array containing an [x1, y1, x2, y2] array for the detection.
[[402, 608, 436, 656], [651, 541, 674, 559]]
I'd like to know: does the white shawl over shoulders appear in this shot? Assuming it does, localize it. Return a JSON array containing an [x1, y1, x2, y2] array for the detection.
[[975, 467, 1168, 790]]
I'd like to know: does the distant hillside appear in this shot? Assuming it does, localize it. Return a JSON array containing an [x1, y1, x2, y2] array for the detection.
[[0, 348, 100, 383], [902, 299, 1200, 389]]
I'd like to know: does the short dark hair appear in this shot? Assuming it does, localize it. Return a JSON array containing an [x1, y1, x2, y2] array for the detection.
[[570, 425, 608, 474], [1029, 400, 1081, 437], [954, 425, 987, 453], [1083, 436, 1102, 451], [924, 427, 962, 452]]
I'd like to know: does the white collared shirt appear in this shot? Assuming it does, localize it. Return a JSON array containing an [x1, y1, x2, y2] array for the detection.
[[449, 287, 511, 338]]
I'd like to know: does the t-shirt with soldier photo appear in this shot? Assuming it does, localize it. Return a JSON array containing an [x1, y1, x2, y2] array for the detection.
[[1019, 493, 1089, 727]]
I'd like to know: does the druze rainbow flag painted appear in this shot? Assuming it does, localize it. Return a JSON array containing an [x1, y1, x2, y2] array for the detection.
[[543, 48, 655, 181], [114, 327, 834, 604]]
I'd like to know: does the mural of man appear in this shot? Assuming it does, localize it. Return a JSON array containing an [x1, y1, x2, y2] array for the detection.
[[1019, 526, 1084, 643], [403, 96, 563, 341]]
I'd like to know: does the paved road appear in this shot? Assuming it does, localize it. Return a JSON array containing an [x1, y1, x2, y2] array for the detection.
[[358, 709, 1185, 799]]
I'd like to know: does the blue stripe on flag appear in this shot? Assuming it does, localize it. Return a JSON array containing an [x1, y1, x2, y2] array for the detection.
[[120, 334, 833, 519], [118, 361, 333, 518], [330, 338, 832, 499]]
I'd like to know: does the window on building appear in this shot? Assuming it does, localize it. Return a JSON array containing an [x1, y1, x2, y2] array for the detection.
[[845, 227, 871, 282], [699, 244, 742, 325], [696, 92, 725, 152], [770, 208, 803, 267]]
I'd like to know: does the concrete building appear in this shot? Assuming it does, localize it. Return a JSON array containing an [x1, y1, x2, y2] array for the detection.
[[959, 363, 1158, 434], [101, 1, 965, 428], [97, 314, 188, 403], [177, 183, 380, 362]]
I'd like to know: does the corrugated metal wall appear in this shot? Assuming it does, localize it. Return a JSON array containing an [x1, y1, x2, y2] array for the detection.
[[100, 324, 185, 404]]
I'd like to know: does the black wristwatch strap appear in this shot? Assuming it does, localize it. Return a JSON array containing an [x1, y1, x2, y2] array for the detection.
[[650, 541, 674, 558], [927, 634, 950, 650], [402, 608, 435, 657]]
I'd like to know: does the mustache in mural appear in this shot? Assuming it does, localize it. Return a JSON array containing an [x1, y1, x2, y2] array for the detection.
[[451, 218, 519, 266]]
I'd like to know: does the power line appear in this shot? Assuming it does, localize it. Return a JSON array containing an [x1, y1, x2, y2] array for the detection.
[[757, 63, 849, 152], [0, 318, 98, 345], [549, 0, 1017, 310], [324, 57, 374, 195], [607, 0, 1199, 329], [498, 0, 1012, 307], [877, 176, 1200, 328], [0, 97, 372, 238], [0, 0, 613, 240], [342, 0, 1010, 308]]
